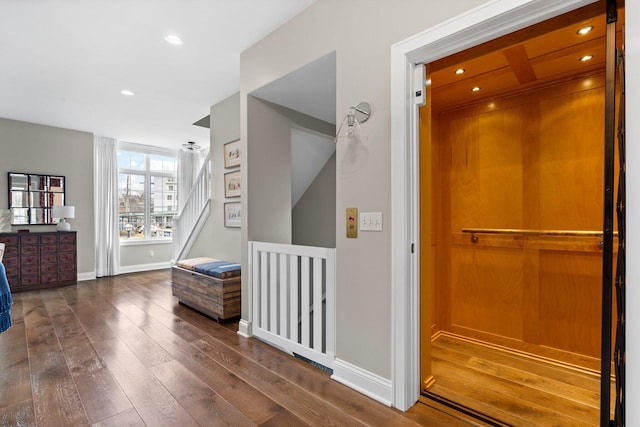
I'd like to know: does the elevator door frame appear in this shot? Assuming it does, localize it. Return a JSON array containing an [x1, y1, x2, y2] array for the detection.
[[389, 0, 600, 412]]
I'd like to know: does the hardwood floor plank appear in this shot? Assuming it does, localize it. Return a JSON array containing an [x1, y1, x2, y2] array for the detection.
[[258, 411, 312, 426], [141, 321, 285, 424], [0, 313, 31, 408], [151, 359, 256, 427], [91, 408, 146, 427], [92, 337, 199, 427], [29, 350, 89, 426], [431, 355, 599, 426], [406, 400, 490, 426], [72, 368, 132, 425], [0, 399, 36, 427], [465, 356, 600, 408], [189, 333, 368, 426], [22, 292, 62, 356], [435, 334, 600, 390]]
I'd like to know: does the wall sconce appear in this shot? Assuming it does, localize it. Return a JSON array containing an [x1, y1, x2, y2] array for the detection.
[[336, 102, 372, 176], [335, 102, 372, 145], [52, 205, 75, 231]]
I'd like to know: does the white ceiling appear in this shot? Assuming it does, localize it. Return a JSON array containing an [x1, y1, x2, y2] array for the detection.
[[0, 0, 316, 150]]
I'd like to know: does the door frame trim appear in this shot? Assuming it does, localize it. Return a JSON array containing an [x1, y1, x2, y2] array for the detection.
[[389, 0, 597, 411]]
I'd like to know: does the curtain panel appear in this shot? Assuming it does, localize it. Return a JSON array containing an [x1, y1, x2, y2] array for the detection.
[[94, 136, 120, 277]]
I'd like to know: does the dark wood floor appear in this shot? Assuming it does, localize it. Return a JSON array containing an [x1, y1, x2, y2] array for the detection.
[[0, 270, 483, 426], [428, 333, 613, 426]]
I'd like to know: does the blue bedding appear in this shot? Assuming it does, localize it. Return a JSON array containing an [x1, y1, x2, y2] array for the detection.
[[0, 263, 12, 334], [193, 261, 241, 279]]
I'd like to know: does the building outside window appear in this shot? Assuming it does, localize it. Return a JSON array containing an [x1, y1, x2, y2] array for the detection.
[[117, 143, 177, 241]]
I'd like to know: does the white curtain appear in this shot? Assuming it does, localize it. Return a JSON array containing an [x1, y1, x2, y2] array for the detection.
[[177, 149, 204, 212], [94, 136, 120, 277]]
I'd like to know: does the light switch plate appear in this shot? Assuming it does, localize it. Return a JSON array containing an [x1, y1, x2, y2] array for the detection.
[[360, 212, 383, 231], [346, 208, 358, 238]]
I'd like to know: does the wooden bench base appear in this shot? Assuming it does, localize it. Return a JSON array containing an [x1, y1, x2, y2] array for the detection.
[[171, 266, 240, 321]]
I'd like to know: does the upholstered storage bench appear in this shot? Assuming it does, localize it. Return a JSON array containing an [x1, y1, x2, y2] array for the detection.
[[171, 257, 241, 321]]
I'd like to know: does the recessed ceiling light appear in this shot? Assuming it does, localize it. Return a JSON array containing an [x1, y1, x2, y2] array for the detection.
[[577, 26, 594, 35], [580, 54, 594, 62], [165, 34, 183, 45], [471, 86, 481, 92], [455, 68, 466, 75], [121, 89, 135, 96]]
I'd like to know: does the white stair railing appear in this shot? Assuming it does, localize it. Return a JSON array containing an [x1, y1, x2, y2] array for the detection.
[[250, 241, 335, 370], [173, 152, 211, 261]]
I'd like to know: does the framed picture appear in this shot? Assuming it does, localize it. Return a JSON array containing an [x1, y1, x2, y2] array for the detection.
[[223, 139, 241, 169], [224, 170, 241, 198], [224, 202, 241, 228]]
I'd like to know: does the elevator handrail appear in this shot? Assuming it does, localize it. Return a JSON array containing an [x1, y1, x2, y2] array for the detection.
[[462, 228, 618, 238]]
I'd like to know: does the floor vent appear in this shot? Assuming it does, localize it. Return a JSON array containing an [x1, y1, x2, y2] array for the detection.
[[293, 353, 333, 375]]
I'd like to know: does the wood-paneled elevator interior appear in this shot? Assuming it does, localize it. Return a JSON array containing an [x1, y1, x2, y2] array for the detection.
[[419, 2, 624, 425]]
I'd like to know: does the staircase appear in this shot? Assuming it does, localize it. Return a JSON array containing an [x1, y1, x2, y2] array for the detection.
[[173, 152, 211, 261]]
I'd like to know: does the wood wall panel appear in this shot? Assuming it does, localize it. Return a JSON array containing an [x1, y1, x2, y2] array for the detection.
[[450, 245, 524, 341], [426, 74, 610, 365], [538, 87, 605, 230], [538, 250, 602, 357]]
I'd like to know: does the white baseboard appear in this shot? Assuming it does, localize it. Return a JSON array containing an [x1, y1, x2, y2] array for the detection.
[[331, 358, 393, 407], [237, 319, 252, 338], [77, 272, 96, 281], [119, 262, 172, 274]]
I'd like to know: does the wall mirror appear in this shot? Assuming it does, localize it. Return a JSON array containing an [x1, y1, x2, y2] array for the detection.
[[8, 173, 65, 225]]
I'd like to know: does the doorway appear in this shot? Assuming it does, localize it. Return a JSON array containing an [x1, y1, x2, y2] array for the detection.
[[418, 2, 623, 425]]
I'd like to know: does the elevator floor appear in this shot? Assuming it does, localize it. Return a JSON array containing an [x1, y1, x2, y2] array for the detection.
[[425, 334, 615, 426]]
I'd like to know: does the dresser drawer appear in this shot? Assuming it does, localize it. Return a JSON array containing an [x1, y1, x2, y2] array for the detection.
[[59, 271, 77, 282], [59, 252, 76, 264], [59, 262, 76, 273], [21, 264, 39, 275], [2, 256, 18, 268], [41, 263, 58, 275], [41, 234, 57, 244], [20, 275, 40, 286], [21, 245, 38, 256], [19, 234, 40, 245], [21, 254, 39, 265], [0, 236, 18, 245], [59, 233, 76, 244], [41, 273, 59, 284], [41, 244, 58, 254], [41, 253, 58, 264]]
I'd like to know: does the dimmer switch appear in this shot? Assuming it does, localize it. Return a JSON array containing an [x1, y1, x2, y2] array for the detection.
[[346, 208, 358, 238]]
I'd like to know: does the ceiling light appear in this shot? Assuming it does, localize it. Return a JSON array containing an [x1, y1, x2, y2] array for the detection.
[[580, 54, 594, 62], [455, 68, 466, 75], [120, 89, 135, 96], [471, 86, 481, 92], [577, 26, 594, 35], [165, 34, 183, 45]]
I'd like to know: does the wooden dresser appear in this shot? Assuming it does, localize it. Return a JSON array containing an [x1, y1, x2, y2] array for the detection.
[[0, 231, 77, 292]]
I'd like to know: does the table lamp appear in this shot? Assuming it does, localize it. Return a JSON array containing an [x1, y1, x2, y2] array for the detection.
[[52, 205, 75, 231]]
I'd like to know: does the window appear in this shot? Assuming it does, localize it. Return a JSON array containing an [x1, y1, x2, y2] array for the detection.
[[117, 143, 177, 241]]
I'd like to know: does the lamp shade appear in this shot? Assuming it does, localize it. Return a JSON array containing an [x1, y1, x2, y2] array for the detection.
[[52, 205, 75, 219]]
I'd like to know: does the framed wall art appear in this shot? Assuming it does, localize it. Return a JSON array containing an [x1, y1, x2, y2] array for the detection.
[[224, 170, 241, 198], [223, 139, 241, 169], [224, 202, 241, 228]]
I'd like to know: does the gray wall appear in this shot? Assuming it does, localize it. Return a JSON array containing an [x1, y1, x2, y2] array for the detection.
[[292, 152, 336, 248], [0, 118, 95, 277], [120, 242, 172, 271], [188, 92, 242, 263], [246, 96, 293, 244], [241, 0, 486, 379]]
